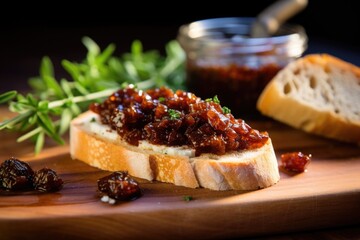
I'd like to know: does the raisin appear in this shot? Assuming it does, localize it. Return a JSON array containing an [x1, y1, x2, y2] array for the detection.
[[0, 157, 34, 190], [97, 171, 142, 202], [281, 152, 311, 173], [33, 168, 63, 192]]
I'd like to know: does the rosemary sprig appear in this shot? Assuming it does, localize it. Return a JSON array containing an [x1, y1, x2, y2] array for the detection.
[[0, 37, 185, 154]]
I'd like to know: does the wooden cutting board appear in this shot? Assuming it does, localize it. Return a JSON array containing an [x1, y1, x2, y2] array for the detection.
[[1, 110, 360, 240]]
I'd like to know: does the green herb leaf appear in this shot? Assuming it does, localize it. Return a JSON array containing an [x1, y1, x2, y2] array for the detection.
[[222, 106, 231, 114], [0, 91, 17, 104], [37, 112, 55, 133], [205, 95, 220, 104], [17, 127, 41, 143], [0, 110, 34, 130], [183, 196, 193, 201], [62, 60, 80, 83], [37, 112, 64, 145], [168, 109, 181, 120], [40, 57, 64, 98], [213, 95, 220, 104], [60, 78, 74, 97], [131, 40, 143, 61], [38, 100, 49, 111], [35, 131, 45, 155], [97, 43, 116, 65], [82, 36, 100, 58], [40, 56, 54, 79], [59, 108, 72, 135], [28, 77, 46, 92]]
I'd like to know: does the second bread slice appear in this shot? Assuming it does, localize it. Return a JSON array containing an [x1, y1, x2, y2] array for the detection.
[[257, 54, 360, 144]]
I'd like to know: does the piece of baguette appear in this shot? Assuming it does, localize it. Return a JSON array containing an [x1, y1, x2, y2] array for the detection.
[[257, 54, 360, 144], [70, 111, 280, 191]]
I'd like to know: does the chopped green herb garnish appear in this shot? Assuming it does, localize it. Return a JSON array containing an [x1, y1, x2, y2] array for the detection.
[[222, 106, 231, 114], [205, 95, 231, 113], [205, 95, 220, 104], [168, 109, 181, 120], [90, 117, 96, 122], [183, 196, 193, 201], [158, 97, 165, 102], [213, 95, 220, 104]]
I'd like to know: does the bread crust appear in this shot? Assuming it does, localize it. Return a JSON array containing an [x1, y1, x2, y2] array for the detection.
[[257, 54, 360, 144], [70, 111, 280, 190]]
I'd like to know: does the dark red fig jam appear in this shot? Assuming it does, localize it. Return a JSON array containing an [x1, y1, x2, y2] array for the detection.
[[281, 152, 311, 173], [186, 63, 282, 117], [90, 86, 268, 156], [97, 171, 141, 201]]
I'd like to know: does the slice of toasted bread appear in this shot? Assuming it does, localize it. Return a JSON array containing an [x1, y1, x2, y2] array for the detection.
[[70, 111, 280, 190], [257, 54, 360, 144]]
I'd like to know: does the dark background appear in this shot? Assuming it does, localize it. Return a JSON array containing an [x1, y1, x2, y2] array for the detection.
[[1, 1, 359, 92]]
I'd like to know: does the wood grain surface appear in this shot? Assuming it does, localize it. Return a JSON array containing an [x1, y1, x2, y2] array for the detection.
[[0, 109, 360, 240]]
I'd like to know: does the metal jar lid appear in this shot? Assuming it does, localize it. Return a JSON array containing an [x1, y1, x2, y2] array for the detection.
[[177, 17, 308, 57]]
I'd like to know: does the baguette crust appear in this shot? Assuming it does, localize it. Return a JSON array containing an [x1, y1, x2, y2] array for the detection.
[[70, 111, 280, 190], [257, 54, 360, 144]]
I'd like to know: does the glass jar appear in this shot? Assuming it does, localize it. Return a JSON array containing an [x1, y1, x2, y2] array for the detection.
[[177, 17, 307, 118]]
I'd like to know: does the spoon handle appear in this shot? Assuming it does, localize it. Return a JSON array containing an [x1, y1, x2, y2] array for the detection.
[[251, 0, 308, 37]]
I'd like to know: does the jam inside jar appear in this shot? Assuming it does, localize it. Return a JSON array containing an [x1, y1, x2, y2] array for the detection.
[[177, 17, 307, 118]]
